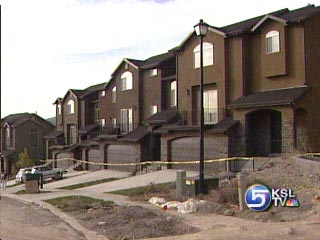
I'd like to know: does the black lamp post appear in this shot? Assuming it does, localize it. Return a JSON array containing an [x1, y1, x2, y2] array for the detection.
[[194, 19, 209, 194]]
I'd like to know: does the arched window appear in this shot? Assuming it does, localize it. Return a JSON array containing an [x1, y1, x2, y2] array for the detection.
[[120, 71, 133, 91], [112, 86, 116, 103], [266, 30, 280, 53], [6, 126, 10, 138], [67, 100, 75, 114], [57, 104, 62, 115], [194, 42, 214, 68]]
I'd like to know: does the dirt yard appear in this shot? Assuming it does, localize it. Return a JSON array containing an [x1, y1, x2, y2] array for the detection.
[[45, 196, 198, 240], [0, 196, 85, 240], [119, 156, 319, 223]]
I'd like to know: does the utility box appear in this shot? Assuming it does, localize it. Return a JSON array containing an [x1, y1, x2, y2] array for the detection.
[[25, 173, 41, 194], [176, 170, 219, 197]]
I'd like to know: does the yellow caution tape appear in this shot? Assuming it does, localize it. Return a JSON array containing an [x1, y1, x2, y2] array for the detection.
[[38, 153, 320, 167]]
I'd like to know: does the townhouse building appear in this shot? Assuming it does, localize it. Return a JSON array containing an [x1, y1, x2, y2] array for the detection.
[[46, 83, 105, 169], [157, 5, 320, 173], [94, 52, 177, 172], [49, 5, 320, 174], [0, 113, 54, 175]]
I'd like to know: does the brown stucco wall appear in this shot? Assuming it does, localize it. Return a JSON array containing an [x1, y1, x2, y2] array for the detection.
[[226, 36, 245, 104], [63, 92, 79, 142], [177, 31, 226, 125], [260, 20, 287, 77], [141, 68, 162, 122], [15, 120, 54, 162], [99, 81, 116, 125], [297, 14, 320, 152], [247, 22, 306, 92], [113, 64, 140, 126]]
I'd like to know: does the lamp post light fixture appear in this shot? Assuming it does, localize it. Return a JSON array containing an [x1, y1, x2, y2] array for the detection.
[[194, 19, 209, 194]]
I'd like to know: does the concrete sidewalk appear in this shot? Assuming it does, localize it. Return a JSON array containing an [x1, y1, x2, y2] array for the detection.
[[80, 169, 198, 193]]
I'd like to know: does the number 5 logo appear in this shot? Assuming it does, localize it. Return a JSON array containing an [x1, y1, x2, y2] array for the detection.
[[245, 184, 272, 211]]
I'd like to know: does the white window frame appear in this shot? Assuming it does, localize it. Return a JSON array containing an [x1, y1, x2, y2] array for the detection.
[[203, 89, 218, 124], [150, 68, 158, 77], [67, 100, 75, 114], [170, 81, 177, 107], [266, 30, 280, 54], [150, 105, 158, 116], [120, 108, 133, 134], [100, 90, 105, 97], [120, 71, 133, 91], [112, 86, 116, 103], [194, 42, 214, 68]]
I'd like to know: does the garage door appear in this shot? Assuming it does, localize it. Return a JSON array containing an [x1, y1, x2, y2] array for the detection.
[[107, 144, 140, 172], [171, 137, 226, 173], [88, 149, 104, 171], [56, 152, 74, 169]]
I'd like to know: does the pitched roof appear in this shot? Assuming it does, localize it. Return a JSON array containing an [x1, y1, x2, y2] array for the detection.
[[79, 82, 106, 99], [175, 5, 320, 51], [127, 51, 176, 70], [221, 8, 289, 35], [59, 82, 106, 103], [118, 125, 150, 142], [44, 130, 64, 139], [78, 123, 99, 134], [1, 113, 54, 128], [146, 109, 180, 124], [228, 86, 309, 109]]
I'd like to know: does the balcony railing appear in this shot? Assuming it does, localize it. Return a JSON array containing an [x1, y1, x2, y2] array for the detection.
[[90, 122, 139, 137], [179, 108, 226, 126]]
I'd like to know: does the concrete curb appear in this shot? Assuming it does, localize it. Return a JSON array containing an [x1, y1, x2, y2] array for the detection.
[[3, 193, 109, 240]]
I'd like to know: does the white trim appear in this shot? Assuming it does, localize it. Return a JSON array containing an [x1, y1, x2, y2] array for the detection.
[[208, 26, 227, 37], [251, 15, 287, 32], [124, 58, 139, 69]]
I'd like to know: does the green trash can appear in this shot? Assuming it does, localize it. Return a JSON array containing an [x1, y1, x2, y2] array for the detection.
[[25, 173, 42, 193]]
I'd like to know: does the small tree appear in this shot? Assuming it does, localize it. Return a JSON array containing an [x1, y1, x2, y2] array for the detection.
[[16, 148, 35, 169]]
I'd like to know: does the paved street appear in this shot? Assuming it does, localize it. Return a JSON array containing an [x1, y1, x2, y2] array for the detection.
[[0, 196, 85, 240]]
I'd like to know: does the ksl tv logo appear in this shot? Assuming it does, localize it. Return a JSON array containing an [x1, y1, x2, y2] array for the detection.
[[245, 184, 300, 211]]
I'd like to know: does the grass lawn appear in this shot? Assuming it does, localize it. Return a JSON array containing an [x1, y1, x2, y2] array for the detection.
[[15, 190, 52, 194], [108, 182, 175, 197], [7, 183, 22, 188], [44, 196, 114, 212], [58, 178, 119, 190]]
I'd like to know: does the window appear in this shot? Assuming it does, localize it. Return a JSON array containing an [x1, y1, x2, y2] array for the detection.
[[150, 68, 158, 77], [111, 118, 117, 129], [30, 129, 38, 148], [120, 108, 133, 134], [58, 104, 61, 115], [203, 89, 218, 124], [120, 71, 133, 91], [67, 100, 75, 114], [100, 119, 106, 130], [6, 127, 10, 138], [266, 31, 280, 53], [100, 90, 105, 97], [68, 125, 77, 145], [194, 42, 214, 68], [112, 86, 116, 103], [150, 105, 158, 116], [94, 103, 99, 123], [170, 81, 177, 107]]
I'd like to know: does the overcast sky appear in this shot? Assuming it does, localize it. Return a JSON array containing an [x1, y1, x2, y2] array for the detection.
[[1, 0, 320, 119]]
